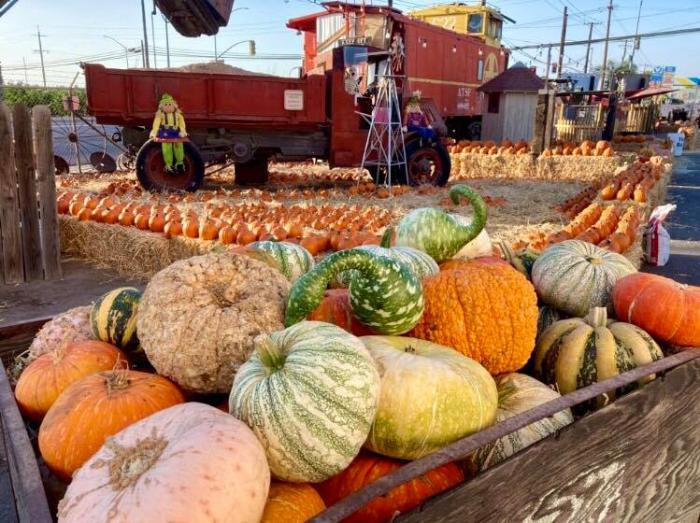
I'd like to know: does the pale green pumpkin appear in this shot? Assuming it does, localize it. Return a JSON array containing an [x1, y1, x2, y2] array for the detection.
[[334, 244, 439, 287], [360, 335, 498, 460], [249, 241, 314, 283], [229, 321, 380, 483]]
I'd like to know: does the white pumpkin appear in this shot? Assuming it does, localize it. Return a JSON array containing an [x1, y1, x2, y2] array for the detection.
[[230, 321, 381, 482], [58, 402, 270, 523], [361, 336, 498, 460], [454, 228, 492, 259], [465, 373, 574, 473]]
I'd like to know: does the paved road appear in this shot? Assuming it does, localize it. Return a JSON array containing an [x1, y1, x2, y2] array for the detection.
[[645, 151, 700, 285]]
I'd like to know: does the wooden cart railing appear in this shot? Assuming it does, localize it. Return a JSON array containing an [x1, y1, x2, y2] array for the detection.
[[555, 103, 605, 143], [1, 318, 699, 523]]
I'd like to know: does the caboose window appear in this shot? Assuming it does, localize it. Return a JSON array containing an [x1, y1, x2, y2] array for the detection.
[[468, 13, 483, 34], [477, 59, 484, 81], [488, 18, 502, 39]]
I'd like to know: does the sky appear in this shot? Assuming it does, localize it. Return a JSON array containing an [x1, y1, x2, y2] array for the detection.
[[0, 0, 699, 87]]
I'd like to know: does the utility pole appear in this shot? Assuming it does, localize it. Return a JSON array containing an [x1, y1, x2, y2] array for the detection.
[[150, 10, 157, 68], [556, 6, 568, 80], [36, 26, 47, 87], [214, 35, 218, 61], [22, 57, 28, 83], [140, 0, 150, 68], [544, 45, 553, 83], [583, 22, 594, 74], [140, 40, 146, 68], [164, 17, 171, 67], [600, 0, 613, 91], [621, 39, 629, 64], [629, 0, 643, 67]]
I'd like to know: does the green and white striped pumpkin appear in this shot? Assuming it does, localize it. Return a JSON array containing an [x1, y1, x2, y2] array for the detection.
[[465, 373, 573, 474], [391, 184, 487, 263], [531, 240, 636, 317], [285, 249, 423, 335], [249, 241, 314, 282], [361, 336, 497, 460], [335, 244, 438, 287], [90, 287, 141, 352], [229, 321, 380, 482], [537, 305, 563, 341], [534, 307, 663, 410]]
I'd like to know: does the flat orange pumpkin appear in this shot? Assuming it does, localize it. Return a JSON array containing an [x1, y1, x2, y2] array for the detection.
[[261, 482, 326, 523]]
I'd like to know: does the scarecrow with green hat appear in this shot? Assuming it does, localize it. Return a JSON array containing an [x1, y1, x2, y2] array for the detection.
[[402, 90, 436, 142], [150, 93, 187, 174]]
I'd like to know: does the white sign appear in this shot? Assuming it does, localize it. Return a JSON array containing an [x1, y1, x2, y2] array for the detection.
[[284, 90, 304, 111]]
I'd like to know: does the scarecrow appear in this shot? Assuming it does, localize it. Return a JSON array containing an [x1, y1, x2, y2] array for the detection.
[[403, 91, 435, 142], [150, 93, 187, 174]]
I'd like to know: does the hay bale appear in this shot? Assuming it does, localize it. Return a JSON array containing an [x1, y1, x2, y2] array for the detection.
[[451, 153, 536, 180], [59, 217, 214, 280], [536, 155, 632, 184]]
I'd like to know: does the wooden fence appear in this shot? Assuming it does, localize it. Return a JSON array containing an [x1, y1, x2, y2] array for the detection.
[[0, 103, 61, 284], [554, 103, 606, 143]]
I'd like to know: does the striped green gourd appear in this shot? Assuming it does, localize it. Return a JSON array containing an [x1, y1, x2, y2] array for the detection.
[[285, 249, 423, 335], [391, 184, 487, 262], [531, 240, 636, 317], [334, 235, 439, 288], [249, 241, 314, 283], [537, 305, 563, 341], [465, 373, 573, 474], [534, 307, 663, 410], [90, 287, 141, 352], [229, 321, 380, 482]]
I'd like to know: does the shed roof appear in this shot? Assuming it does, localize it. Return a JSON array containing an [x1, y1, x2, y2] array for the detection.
[[478, 63, 544, 94]]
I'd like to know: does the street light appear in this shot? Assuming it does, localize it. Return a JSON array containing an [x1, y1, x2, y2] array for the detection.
[[104, 35, 132, 68], [216, 39, 256, 61], [214, 6, 249, 58]]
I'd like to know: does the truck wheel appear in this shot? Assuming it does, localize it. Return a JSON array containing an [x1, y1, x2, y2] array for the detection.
[[235, 156, 269, 185], [405, 140, 451, 187], [136, 140, 204, 192]]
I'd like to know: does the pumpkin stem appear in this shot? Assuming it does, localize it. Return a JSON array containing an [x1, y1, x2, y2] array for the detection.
[[256, 335, 285, 371], [585, 307, 608, 328], [448, 184, 488, 247], [380, 227, 394, 248], [105, 368, 131, 395]]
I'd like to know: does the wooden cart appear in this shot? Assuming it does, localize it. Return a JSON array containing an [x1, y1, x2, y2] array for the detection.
[[1, 317, 698, 523]]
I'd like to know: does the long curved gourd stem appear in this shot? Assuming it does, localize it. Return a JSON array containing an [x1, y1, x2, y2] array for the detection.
[[448, 184, 488, 246], [284, 249, 420, 333], [380, 227, 394, 248]]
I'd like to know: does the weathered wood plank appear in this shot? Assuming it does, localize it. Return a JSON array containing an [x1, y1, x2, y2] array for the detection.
[[12, 105, 42, 282], [0, 361, 52, 523], [398, 357, 700, 523], [314, 350, 700, 523], [0, 318, 49, 366], [0, 103, 24, 284], [32, 106, 61, 280], [0, 415, 19, 523]]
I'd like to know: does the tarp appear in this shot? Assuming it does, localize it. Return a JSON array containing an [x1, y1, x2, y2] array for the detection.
[[627, 86, 676, 100], [674, 76, 700, 88]]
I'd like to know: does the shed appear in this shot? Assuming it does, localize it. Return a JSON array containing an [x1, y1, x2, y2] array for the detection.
[[478, 63, 544, 143]]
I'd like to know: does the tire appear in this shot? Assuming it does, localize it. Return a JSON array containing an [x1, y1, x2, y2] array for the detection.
[[404, 139, 451, 187], [234, 156, 269, 185], [136, 140, 204, 192]]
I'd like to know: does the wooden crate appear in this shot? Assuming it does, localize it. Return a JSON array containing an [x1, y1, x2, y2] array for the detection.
[[1, 318, 699, 523]]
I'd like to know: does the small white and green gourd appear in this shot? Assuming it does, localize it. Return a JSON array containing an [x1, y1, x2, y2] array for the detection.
[[90, 287, 141, 352], [464, 373, 574, 474], [361, 336, 498, 460], [389, 184, 488, 263], [229, 321, 380, 483], [531, 240, 636, 317], [248, 241, 314, 283], [285, 249, 423, 335]]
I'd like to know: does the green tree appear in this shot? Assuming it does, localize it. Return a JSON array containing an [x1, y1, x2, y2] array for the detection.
[[592, 59, 639, 77], [3, 84, 88, 116]]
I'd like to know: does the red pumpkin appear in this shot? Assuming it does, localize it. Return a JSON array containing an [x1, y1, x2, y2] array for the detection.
[[613, 273, 700, 347], [307, 289, 378, 336], [317, 452, 464, 523]]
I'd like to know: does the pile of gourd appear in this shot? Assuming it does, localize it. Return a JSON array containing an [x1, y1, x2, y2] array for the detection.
[[14, 185, 700, 523]]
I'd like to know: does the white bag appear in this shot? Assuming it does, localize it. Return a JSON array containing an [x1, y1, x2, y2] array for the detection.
[[643, 204, 676, 266]]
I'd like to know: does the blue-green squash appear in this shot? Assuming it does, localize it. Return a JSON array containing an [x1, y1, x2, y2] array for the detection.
[[90, 287, 141, 352], [249, 241, 314, 283]]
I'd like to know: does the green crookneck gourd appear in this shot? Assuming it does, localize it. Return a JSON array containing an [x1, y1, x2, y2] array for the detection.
[[389, 184, 487, 263], [285, 249, 424, 335]]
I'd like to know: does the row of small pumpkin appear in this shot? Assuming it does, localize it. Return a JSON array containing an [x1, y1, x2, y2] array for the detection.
[[15, 184, 700, 522]]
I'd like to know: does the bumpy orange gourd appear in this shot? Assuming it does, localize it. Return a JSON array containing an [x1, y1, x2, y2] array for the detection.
[[261, 483, 326, 523], [39, 370, 185, 481], [410, 261, 538, 375]]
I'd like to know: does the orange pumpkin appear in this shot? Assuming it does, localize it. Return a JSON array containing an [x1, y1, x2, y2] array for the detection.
[[261, 483, 326, 523], [613, 273, 700, 347], [410, 260, 538, 375], [15, 340, 126, 422], [164, 220, 183, 239], [307, 289, 378, 336], [317, 452, 464, 523], [200, 220, 220, 241], [39, 370, 185, 481]]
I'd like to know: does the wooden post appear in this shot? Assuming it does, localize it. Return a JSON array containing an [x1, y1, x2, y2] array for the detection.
[[544, 91, 556, 150], [13, 104, 43, 281], [32, 106, 62, 280], [531, 93, 548, 155], [0, 103, 23, 284]]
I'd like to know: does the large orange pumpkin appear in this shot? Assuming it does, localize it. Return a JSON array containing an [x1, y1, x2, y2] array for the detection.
[[410, 260, 538, 375], [317, 452, 464, 523], [39, 370, 185, 481], [307, 289, 378, 336], [15, 340, 125, 422], [261, 482, 326, 523], [613, 273, 700, 347]]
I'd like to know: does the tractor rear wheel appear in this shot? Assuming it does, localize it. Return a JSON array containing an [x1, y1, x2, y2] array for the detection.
[[405, 139, 451, 187], [234, 156, 269, 185], [136, 140, 204, 192]]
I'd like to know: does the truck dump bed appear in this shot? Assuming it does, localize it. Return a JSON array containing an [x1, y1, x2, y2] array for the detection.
[[83, 64, 327, 130], [156, 0, 234, 37]]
